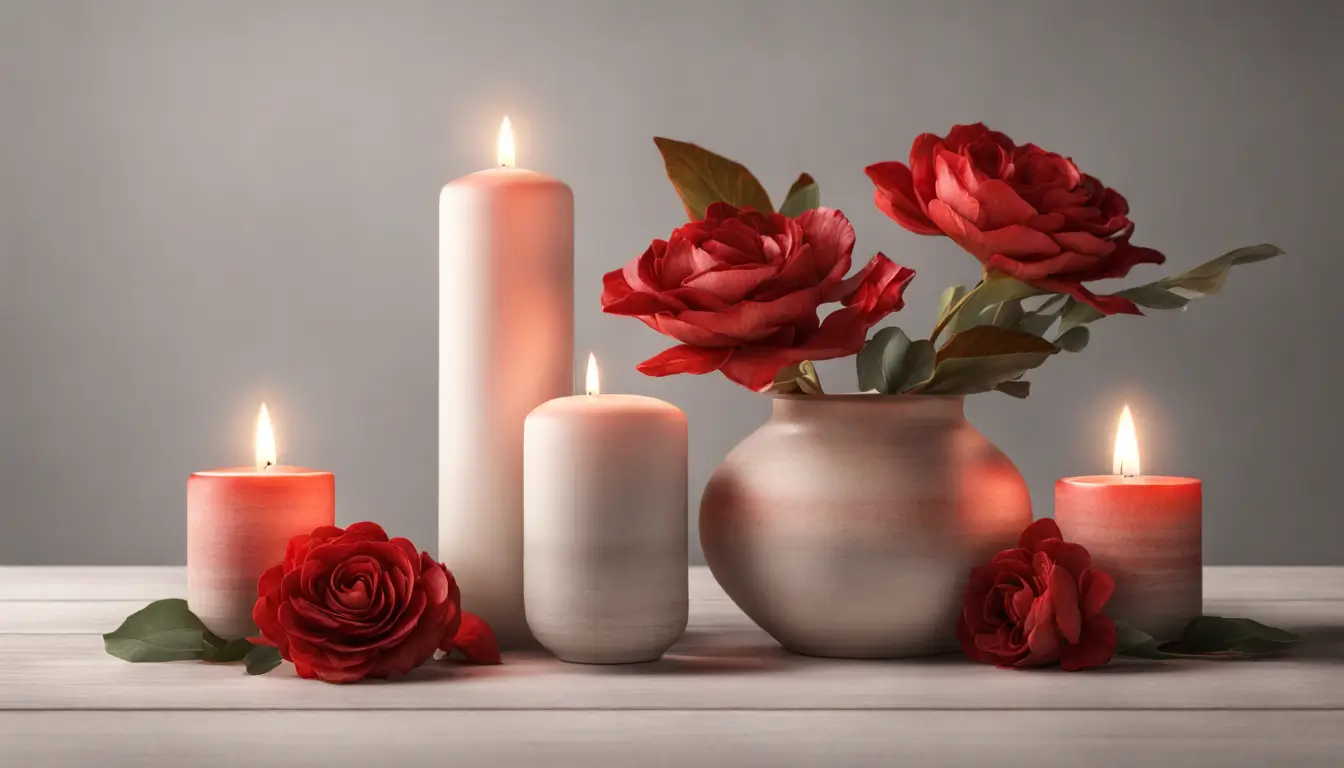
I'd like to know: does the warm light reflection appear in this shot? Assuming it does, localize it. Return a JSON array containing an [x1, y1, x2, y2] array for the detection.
[[585, 353, 600, 396], [497, 116, 515, 168], [256, 403, 277, 471], [1113, 405, 1140, 477]]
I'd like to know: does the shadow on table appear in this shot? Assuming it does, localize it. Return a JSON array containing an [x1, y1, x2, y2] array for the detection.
[[1287, 624, 1344, 665]]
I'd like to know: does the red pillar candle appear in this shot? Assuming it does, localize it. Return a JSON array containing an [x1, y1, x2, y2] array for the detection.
[[187, 404, 334, 639], [1054, 406, 1202, 642]]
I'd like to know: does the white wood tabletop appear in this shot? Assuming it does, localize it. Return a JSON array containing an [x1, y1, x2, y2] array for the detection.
[[1, 566, 1341, 767]]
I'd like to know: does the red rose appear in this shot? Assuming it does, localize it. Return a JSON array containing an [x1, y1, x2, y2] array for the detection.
[[866, 123, 1164, 315], [601, 202, 915, 391], [252, 522, 462, 683], [957, 518, 1117, 671]]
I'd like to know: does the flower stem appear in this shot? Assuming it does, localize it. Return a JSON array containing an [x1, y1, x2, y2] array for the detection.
[[929, 280, 984, 345]]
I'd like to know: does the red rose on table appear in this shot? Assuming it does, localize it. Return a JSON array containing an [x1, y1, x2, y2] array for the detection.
[[957, 518, 1117, 671], [866, 123, 1165, 315], [252, 522, 473, 683], [601, 203, 915, 391]]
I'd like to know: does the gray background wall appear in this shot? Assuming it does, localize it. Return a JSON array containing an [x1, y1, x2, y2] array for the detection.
[[1, 0, 1338, 565]]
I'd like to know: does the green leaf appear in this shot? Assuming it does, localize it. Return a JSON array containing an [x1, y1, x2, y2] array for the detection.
[[994, 380, 1032, 399], [1122, 285, 1191, 310], [913, 326, 1059, 395], [1057, 299, 1104, 335], [1114, 621, 1169, 659], [1165, 616, 1300, 657], [201, 633, 255, 663], [778, 173, 820, 218], [937, 285, 966, 327], [1016, 296, 1067, 337], [768, 360, 824, 395], [990, 299, 1025, 328], [1054, 325, 1090, 353], [946, 275, 1044, 336], [1139, 244, 1283, 298], [1055, 244, 1285, 334], [245, 645, 284, 676], [103, 599, 213, 663], [653, 137, 774, 220], [857, 328, 935, 394], [1115, 617, 1299, 660]]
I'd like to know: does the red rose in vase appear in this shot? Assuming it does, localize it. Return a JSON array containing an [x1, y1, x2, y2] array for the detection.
[[252, 522, 463, 683], [866, 123, 1165, 315], [601, 203, 915, 391], [957, 518, 1117, 671]]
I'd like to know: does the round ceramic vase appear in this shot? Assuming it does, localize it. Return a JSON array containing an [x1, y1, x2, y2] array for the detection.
[[699, 394, 1032, 658]]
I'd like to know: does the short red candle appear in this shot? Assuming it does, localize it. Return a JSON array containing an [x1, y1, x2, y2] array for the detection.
[[1054, 407, 1202, 641], [187, 406, 334, 639]]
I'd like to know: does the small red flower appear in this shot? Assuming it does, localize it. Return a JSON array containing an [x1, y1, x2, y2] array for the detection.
[[866, 123, 1165, 316], [252, 522, 497, 683], [957, 518, 1117, 671]]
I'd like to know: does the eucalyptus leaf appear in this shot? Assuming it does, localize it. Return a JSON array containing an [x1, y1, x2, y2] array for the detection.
[[1115, 617, 1299, 660], [994, 380, 1032, 399], [245, 645, 284, 676], [778, 173, 820, 218], [653, 137, 774, 220], [945, 276, 1043, 337], [1121, 285, 1191, 310], [768, 360, 824, 395], [201, 633, 255, 663], [919, 352, 1058, 395], [1114, 621, 1168, 660], [1165, 616, 1300, 656], [857, 329, 935, 394], [103, 599, 213, 663], [1055, 244, 1284, 334], [1054, 325, 1091, 353], [1056, 299, 1104, 335], [1016, 294, 1068, 337], [936, 285, 966, 326], [990, 299, 1025, 328], [914, 326, 1058, 395]]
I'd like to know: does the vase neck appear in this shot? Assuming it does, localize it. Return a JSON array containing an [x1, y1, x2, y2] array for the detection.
[[770, 395, 967, 427]]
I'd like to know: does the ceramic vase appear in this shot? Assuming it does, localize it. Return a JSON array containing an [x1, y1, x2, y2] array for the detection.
[[699, 394, 1032, 658]]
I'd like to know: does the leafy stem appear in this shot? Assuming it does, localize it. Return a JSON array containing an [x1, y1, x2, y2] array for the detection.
[[929, 279, 984, 346]]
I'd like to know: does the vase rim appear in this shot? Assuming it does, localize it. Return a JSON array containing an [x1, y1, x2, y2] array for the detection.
[[768, 393, 966, 403]]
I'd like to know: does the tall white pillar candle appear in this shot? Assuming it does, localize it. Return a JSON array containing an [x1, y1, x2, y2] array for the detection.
[[439, 118, 573, 647], [524, 356, 688, 664]]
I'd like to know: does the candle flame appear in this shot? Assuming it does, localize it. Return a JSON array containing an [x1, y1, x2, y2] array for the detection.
[[585, 353, 600, 396], [255, 403, 277, 471], [497, 116, 515, 168], [1113, 405, 1140, 477]]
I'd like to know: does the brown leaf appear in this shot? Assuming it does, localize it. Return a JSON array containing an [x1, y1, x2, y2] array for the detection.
[[653, 137, 774, 220]]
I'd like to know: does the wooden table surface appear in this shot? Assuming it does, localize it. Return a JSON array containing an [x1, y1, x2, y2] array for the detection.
[[1, 566, 1342, 766]]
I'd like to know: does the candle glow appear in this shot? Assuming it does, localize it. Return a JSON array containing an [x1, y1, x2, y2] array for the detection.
[[585, 353, 600, 396], [255, 403, 277, 471], [497, 116, 515, 168], [1113, 405, 1140, 477]]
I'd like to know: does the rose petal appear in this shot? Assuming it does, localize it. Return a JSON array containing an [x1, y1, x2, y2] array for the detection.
[[1079, 568, 1116, 618], [926, 200, 1061, 267], [1049, 566, 1083, 645], [1060, 615, 1117, 671], [441, 611, 502, 664], [866, 161, 940, 235], [636, 345, 733, 377], [1017, 518, 1064, 550]]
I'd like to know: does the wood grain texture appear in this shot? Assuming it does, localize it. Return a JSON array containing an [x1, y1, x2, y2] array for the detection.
[[1, 711, 1342, 768], [2, 565, 1342, 766]]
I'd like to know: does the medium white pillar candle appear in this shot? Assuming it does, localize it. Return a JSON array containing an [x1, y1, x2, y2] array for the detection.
[[523, 355, 688, 664], [439, 117, 574, 648]]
